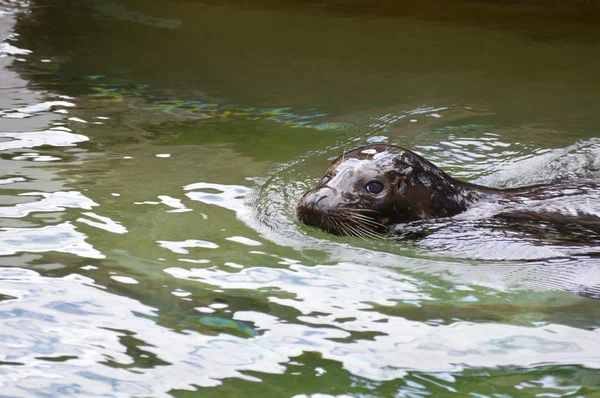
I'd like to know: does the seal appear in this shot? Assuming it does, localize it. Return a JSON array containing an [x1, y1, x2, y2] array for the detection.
[[296, 144, 600, 238], [296, 144, 488, 237]]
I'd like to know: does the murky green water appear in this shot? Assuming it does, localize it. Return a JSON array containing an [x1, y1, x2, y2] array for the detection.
[[1, 0, 600, 396]]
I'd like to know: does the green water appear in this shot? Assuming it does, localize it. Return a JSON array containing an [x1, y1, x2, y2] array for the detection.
[[1, 0, 600, 396]]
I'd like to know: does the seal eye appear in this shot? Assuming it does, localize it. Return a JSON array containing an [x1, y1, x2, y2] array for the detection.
[[321, 174, 332, 185], [365, 180, 384, 195]]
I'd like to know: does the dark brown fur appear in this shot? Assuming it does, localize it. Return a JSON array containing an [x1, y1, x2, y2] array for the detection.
[[296, 144, 599, 238]]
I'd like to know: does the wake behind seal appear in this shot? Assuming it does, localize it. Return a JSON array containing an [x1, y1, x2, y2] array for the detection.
[[296, 144, 600, 238]]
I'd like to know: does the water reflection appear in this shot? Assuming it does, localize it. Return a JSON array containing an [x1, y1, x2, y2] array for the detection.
[[1, 0, 600, 396], [163, 262, 600, 380], [0, 191, 96, 218], [0, 223, 103, 259]]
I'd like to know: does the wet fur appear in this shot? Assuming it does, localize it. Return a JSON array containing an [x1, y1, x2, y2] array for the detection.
[[296, 144, 600, 238]]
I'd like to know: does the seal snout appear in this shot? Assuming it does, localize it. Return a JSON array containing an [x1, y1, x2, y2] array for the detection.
[[296, 187, 337, 227], [301, 188, 332, 209]]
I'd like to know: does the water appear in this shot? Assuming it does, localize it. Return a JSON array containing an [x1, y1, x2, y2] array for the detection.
[[1, 0, 600, 396]]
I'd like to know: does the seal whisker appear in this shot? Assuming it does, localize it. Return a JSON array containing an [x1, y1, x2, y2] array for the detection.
[[330, 216, 346, 237], [342, 213, 385, 239], [332, 217, 345, 236], [339, 207, 380, 213], [319, 214, 330, 232], [347, 223, 363, 237], [344, 223, 367, 240], [350, 220, 385, 232], [354, 227, 380, 239], [342, 220, 360, 238], [334, 215, 357, 237], [339, 222, 352, 237], [345, 213, 386, 228], [341, 221, 358, 238], [353, 223, 385, 239], [345, 212, 381, 222]]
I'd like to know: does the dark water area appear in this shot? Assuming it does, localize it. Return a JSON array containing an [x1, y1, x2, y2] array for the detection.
[[1, 0, 600, 396]]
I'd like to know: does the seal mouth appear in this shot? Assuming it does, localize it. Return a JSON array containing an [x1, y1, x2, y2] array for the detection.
[[297, 204, 387, 238]]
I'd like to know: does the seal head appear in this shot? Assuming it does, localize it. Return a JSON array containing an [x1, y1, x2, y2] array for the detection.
[[296, 144, 485, 237]]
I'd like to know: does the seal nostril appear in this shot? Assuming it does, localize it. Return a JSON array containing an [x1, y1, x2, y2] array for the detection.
[[299, 186, 336, 209], [305, 195, 325, 210], [315, 194, 327, 206]]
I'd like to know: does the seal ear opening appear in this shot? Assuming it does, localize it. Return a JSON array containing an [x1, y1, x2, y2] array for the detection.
[[398, 179, 406, 194]]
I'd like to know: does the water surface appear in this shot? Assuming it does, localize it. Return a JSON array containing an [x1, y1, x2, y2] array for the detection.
[[1, 0, 600, 396]]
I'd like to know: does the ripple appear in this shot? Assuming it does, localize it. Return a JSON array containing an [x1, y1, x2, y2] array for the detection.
[[184, 182, 250, 214], [165, 261, 430, 312], [244, 135, 600, 297], [134, 195, 192, 213], [0, 268, 300, 394], [0, 42, 31, 56], [0, 128, 87, 150], [160, 260, 600, 380], [226, 236, 263, 246], [76, 212, 128, 234], [0, 101, 75, 119], [158, 239, 220, 254], [0, 191, 97, 218], [0, 222, 104, 259], [110, 276, 139, 284], [482, 138, 600, 187]]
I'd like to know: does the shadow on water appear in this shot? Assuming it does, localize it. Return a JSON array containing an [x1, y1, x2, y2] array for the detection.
[[0, 0, 600, 396]]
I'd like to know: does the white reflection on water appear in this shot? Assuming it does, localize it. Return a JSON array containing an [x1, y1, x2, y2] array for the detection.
[[0, 268, 294, 395], [110, 275, 139, 284], [0, 222, 104, 259], [0, 113, 126, 260], [11, 153, 62, 161], [158, 239, 219, 254], [164, 262, 600, 380], [0, 191, 97, 218], [134, 195, 192, 213], [184, 182, 250, 214], [0, 101, 74, 119], [0, 176, 25, 185], [0, 128, 88, 150], [166, 262, 430, 312], [76, 212, 128, 234], [226, 236, 262, 246], [0, 41, 31, 55]]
